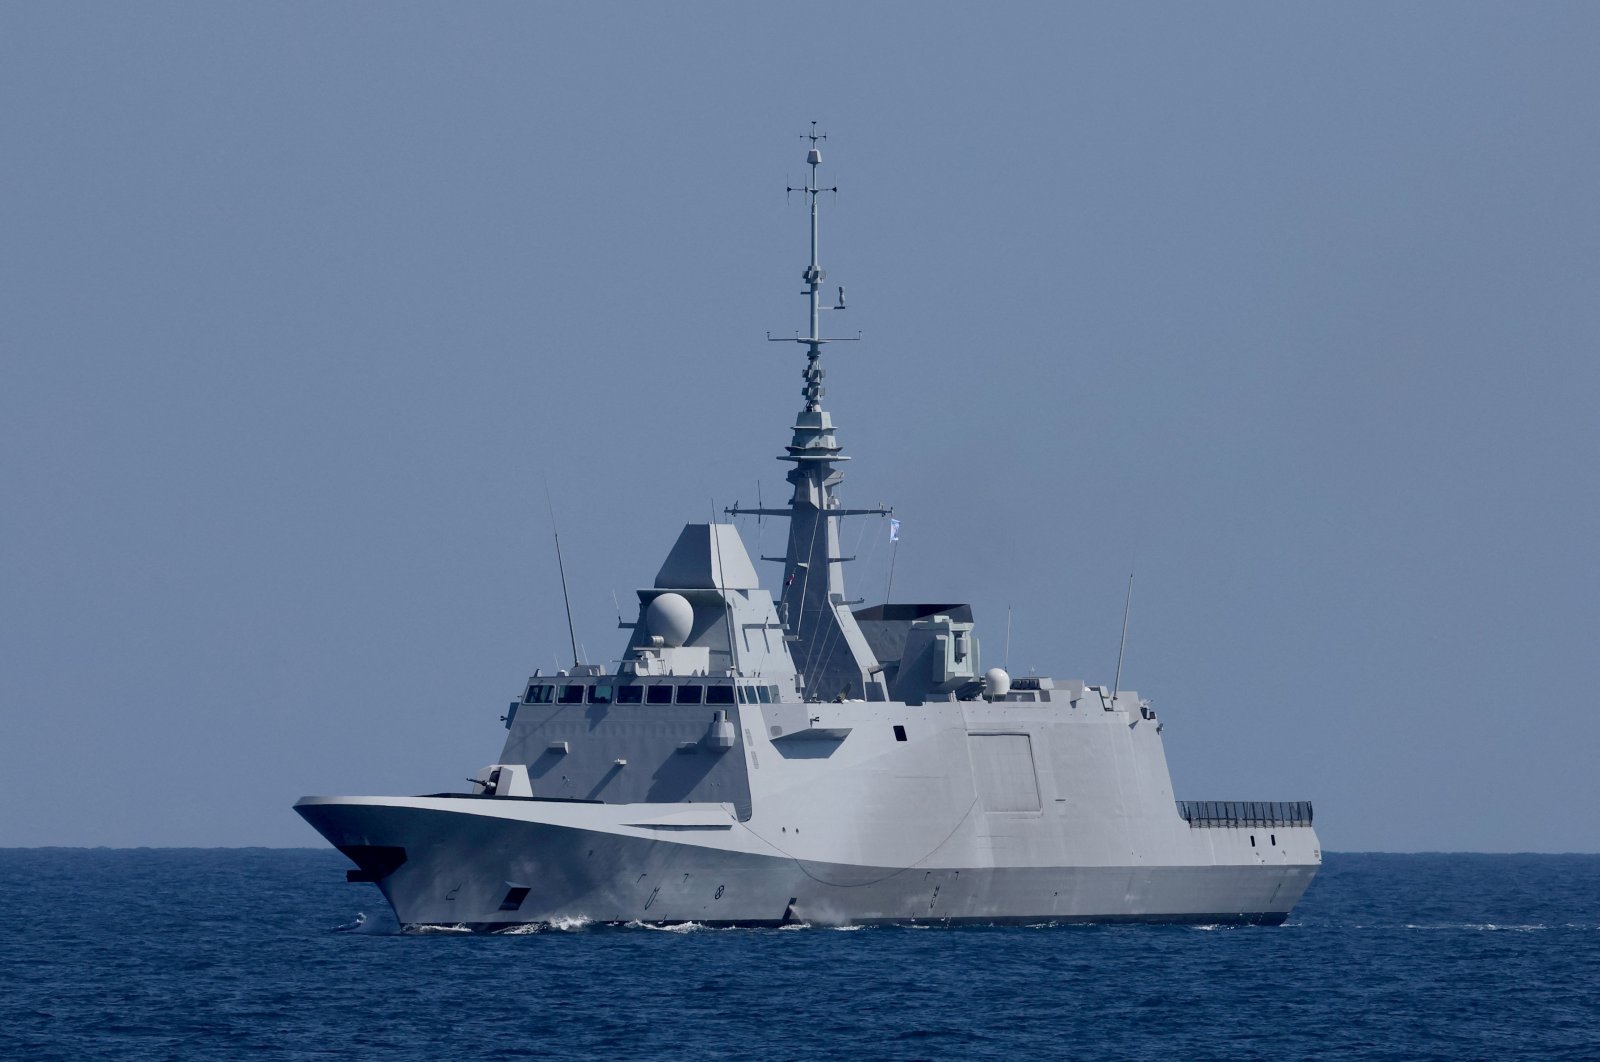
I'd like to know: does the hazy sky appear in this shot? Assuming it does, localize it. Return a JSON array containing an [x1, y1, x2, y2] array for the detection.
[[4, 3, 1596, 851]]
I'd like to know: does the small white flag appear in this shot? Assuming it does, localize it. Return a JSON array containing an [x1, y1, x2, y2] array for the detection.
[[889, 518, 901, 542]]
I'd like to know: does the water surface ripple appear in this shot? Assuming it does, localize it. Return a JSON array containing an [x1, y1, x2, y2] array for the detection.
[[1, 851, 1596, 1060]]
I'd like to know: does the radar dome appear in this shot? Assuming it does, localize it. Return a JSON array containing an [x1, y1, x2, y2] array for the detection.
[[646, 593, 694, 647], [984, 667, 1011, 698]]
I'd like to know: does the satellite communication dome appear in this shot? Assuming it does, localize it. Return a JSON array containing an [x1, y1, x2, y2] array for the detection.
[[984, 667, 1012, 698], [646, 593, 694, 648]]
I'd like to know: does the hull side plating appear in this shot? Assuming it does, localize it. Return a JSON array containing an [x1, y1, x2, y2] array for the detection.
[[296, 796, 1317, 928]]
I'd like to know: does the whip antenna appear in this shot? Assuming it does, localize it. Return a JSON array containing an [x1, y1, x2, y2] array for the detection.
[[544, 483, 581, 667], [1111, 569, 1134, 707], [1005, 605, 1013, 673]]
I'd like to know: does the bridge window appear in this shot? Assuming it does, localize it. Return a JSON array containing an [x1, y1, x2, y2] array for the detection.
[[706, 685, 735, 705], [676, 685, 704, 704], [588, 685, 612, 705], [757, 686, 772, 704], [646, 685, 674, 705], [615, 685, 643, 705], [524, 684, 554, 704], [558, 684, 584, 704]]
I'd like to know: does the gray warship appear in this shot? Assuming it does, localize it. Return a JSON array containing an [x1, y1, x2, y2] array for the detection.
[[296, 132, 1321, 928]]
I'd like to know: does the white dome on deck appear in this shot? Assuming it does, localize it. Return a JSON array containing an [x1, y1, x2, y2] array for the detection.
[[646, 593, 694, 647]]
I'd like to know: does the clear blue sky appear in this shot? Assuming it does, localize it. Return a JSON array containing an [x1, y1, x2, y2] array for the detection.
[[3, 2, 1595, 850]]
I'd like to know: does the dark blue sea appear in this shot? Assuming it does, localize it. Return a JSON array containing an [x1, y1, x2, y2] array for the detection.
[[2, 851, 1596, 1060]]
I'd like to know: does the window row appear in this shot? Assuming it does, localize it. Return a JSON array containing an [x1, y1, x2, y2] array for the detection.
[[523, 682, 782, 707]]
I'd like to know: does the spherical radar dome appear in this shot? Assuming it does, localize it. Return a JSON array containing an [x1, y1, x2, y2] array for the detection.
[[646, 593, 695, 648], [984, 667, 1012, 698]]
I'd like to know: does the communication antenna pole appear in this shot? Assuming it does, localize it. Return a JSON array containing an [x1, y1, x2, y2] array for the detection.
[[1005, 605, 1013, 672], [797, 121, 835, 383], [884, 536, 899, 602], [711, 501, 741, 673], [1111, 570, 1134, 707], [722, 125, 885, 700], [554, 532, 579, 667], [544, 483, 581, 668]]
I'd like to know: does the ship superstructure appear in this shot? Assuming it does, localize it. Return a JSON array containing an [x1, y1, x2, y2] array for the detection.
[[295, 131, 1320, 928]]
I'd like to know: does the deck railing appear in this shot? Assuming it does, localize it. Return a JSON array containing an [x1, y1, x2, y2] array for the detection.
[[1176, 800, 1314, 828]]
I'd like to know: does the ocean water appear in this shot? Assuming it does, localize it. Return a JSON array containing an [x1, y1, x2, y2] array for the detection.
[[1, 851, 1596, 1060]]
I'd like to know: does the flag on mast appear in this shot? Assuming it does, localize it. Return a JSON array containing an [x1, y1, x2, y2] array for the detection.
[[889, 518, 901, 542]]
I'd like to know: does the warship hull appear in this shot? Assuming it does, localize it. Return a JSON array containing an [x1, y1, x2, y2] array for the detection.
[[294, 134, 1322, 927], [296, 794, 1317, 928]]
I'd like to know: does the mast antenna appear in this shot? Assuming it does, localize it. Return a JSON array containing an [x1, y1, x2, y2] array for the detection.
[[544, 483, 581, 668], [721, 125, 888, 699], [1005, 605, 1013, 673], [764, 121, 857, 399], [1111, 569, 1134, 708]]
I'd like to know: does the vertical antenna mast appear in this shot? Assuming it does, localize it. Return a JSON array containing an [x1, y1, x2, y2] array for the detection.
[[1005, 605, 1013, 672], [725, 125, 885, 701], [544, 484, 581, 668], [1111, 570, 1134, 706], [553, 529, 579, 668], [795, 121, 837, 410]]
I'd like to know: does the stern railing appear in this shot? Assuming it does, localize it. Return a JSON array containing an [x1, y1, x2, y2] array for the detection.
[[1177, 800, 1314, 828]]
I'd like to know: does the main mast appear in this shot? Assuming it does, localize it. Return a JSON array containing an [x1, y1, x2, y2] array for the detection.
[[729, 126, 888, 702]]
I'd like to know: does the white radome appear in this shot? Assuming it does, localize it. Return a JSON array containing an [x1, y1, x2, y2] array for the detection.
[[984, 667, 1011, 697], [646, 592, 694, 647]]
